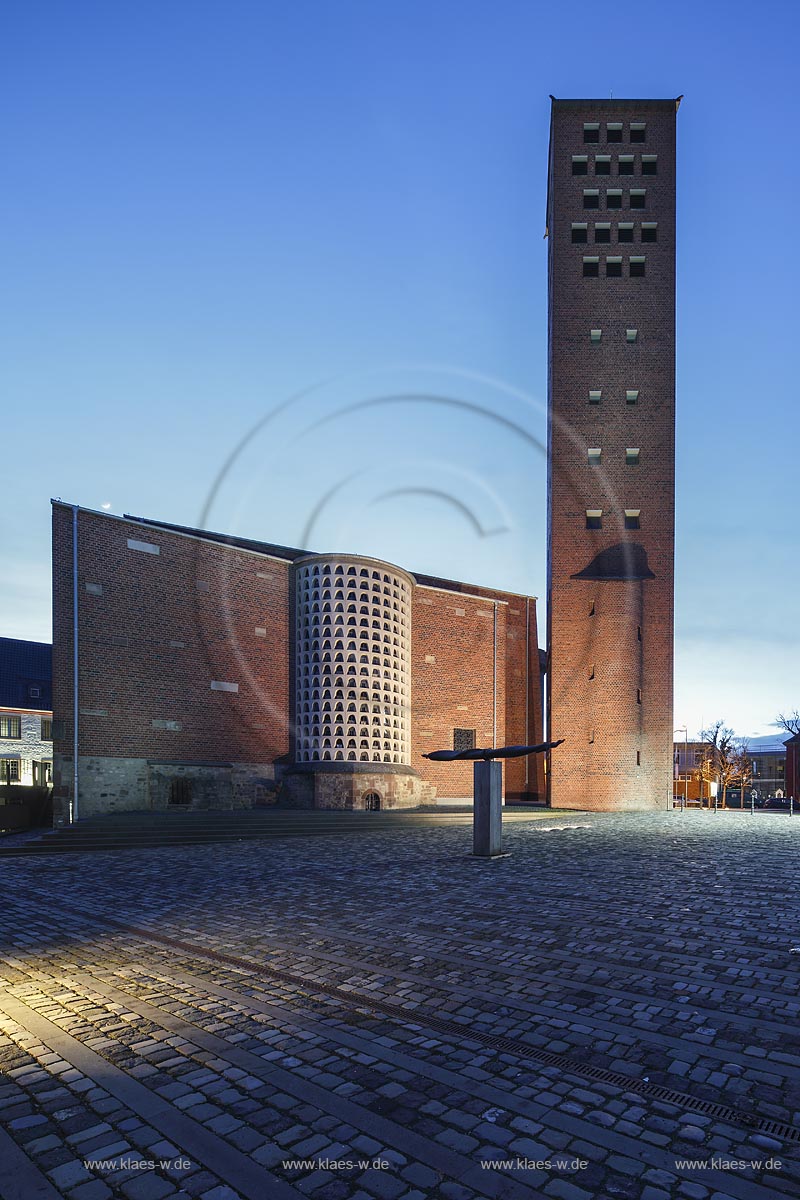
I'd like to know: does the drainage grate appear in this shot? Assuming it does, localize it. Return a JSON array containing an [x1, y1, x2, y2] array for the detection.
[[119, 922, 800, 1147]]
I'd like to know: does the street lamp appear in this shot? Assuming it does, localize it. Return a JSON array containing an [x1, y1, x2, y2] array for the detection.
[[674, 727, 688, 810]]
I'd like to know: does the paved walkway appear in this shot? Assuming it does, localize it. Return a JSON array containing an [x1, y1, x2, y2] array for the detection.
[[1, 811, 799, 1200]]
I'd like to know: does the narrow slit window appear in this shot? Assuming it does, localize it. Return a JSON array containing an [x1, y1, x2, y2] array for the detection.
[[626, 328, 638, 343], [607, 122, 623, 143], [626, 389, 639, 404], [586, 509, 603, 530], [606, 189, 623, 209], [594, 222, 611, 243], [589, 601, 596, 616], [636, 689, 642, 705], [637, 625, 642, 641], [583, 256, 599, 277], [630, 122, 646, 142], [589, 729, 595, 744], [618, 155, 635, 175], [636, 750, 641, 765], [606, 256, 622, 277], [625, 509, 641, 529], [572, 155, 589, 175], [589, 663, 595, 680], [630, 256, 646, 277], [595, 155, 611, 175], [618, 222, 634, 243], [583, 189, 600, 209], [641, 155, 658, 175], [641, 222, 658, 242], [630, 189, 646, 209], [571, 222, 588, 243], [626, 448, 640, 465], [588, 447, 602, 465], [588, 389, 602, 404], [583, 122, 600, 143], [590, 328, 602, 344]]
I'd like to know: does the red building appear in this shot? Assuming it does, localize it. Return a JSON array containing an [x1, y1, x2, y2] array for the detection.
[[547, 99, 679, 809], [51, 503, 544, 820]]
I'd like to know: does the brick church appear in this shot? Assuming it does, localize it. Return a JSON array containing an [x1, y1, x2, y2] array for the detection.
[[51, 97, 678, 818]]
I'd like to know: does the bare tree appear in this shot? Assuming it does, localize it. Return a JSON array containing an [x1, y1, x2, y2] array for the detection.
[[699, 721, 751, 807], [776, 711, 800, 737]]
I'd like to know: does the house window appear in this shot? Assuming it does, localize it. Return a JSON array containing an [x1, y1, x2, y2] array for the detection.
[[630, 189, 646, 208], [606, 257, 622, 277], [586, 509, 603, 530], [453, 728, 476, 753], [572, 155, 589, 175], [583, 189, 600, 209], [641, 155, 658, 175], [588, 448, 602, 465], [626, 328, 638, 343], [583, 257, 599, 277], [618, 222, 634, 242], [630, 122, 646, 142], [641, 222, 658, 242], [626, 448, 640, 465], [594, 223, 611, 243], [607, 122, 623, 142], [630, 256, 646, 277], [583, 122, 600, 143], [571, 223, 588, 243], [0, 716, 21, 739], [625, 510, 641, 529], [618, 155, 634, 175], [41, 718, 52, 740], [595, 155, 611, 175], [606, 189, 622, 209], [29, 687, 41, 699], [1, 759, 20, 783], [590, 329, 602, 343], [588, 389, 602, 404]]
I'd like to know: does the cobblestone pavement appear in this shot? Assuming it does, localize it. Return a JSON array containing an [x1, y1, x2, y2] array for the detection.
[[1, 810, 799, 1200]]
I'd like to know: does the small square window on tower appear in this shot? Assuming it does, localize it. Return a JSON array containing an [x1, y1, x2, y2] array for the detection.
[[588, 389, 602, 404], [607, 122, 623, 142], [641, 155, 658, 175], [453, 727, 476, 753], [641, 222, 658, 242], [630, 189, 646, 209], [588, 448, 602, 465], [618, 155, 635, 175], [595, 155, 611, 175], [630, 122, 647, 142], [606, 189, 623, 209], [625, 509, 641, 529], [626, 328, 638, 342], [626, 389, 639, 404], [571, 222, 588, 243], [583, 256, 600, 277], [630, 256, 646, 277], [590, 328, 602, 343], [594, 223, 611, 243], [572, 155, 589, 175], [583, 189, 600, 209], [626, 447, 640, 465], [618, 222, 634, 243], [606, 256, 622, 277], [586, 509, 603, 530], [584, 122, 600, 143]]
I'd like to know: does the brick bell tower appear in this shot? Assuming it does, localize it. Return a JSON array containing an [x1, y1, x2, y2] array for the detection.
[[546, 97, 679, 810]]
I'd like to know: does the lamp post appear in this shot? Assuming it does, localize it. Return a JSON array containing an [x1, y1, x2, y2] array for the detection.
[[674, 727, 688, 810]]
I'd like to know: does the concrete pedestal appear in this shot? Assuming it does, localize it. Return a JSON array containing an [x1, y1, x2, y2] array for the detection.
[[473, 760, 503, 857]]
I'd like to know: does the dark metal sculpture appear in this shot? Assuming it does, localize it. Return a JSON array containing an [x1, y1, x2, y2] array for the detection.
[[423, 739, 564, 763]]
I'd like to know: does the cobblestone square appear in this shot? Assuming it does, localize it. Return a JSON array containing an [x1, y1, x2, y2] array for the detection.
[[1, 810, 799, 1199]]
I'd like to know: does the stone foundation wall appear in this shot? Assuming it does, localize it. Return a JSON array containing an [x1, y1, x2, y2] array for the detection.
[[52, 754, 277, 823], [282, 768, 431, 810]]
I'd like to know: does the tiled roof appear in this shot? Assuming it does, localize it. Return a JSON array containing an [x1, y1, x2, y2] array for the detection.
[[0, 638, 52, 711]]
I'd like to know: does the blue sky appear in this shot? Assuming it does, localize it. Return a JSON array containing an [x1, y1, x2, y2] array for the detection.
[[2, 0, 798, 739]]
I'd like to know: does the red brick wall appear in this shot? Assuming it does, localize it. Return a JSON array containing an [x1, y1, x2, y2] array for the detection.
[[51, 504, 291, 772], [547, 100, 676, 809]]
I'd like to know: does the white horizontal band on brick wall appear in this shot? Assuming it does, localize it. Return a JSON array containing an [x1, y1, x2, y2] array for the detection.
[[210, 681, 239, 693], [127, 538, 160, 554]]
